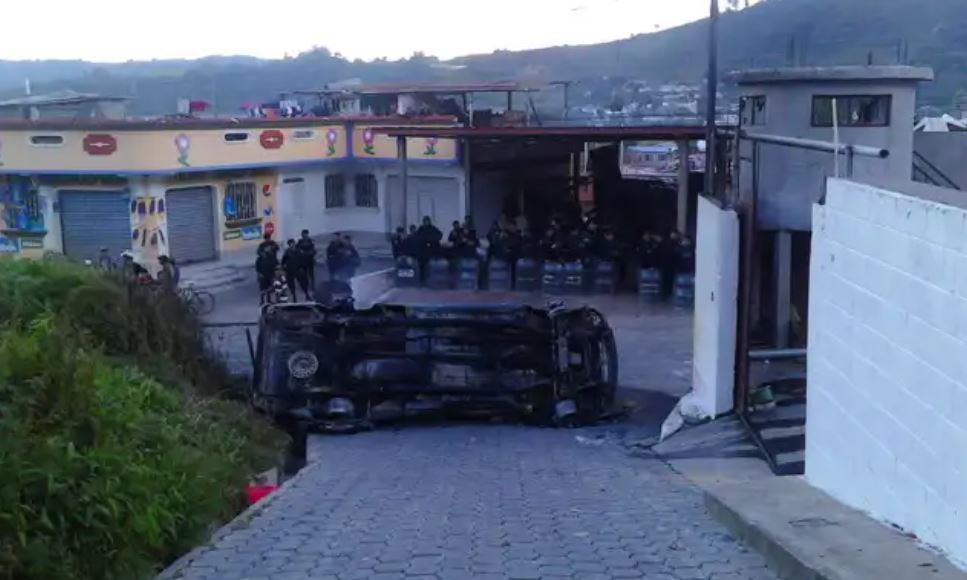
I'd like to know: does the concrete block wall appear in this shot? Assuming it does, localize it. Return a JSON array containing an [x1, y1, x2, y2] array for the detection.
[[807, 178, 967, 567]]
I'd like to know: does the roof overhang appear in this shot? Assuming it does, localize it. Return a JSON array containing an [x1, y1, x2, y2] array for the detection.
[[375, 125, 709, 142], [733, 65, 935, 85]]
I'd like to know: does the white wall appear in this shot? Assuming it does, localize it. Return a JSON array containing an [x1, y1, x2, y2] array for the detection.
[[808, 178, 967, 568], [690, 195, 740, 418]]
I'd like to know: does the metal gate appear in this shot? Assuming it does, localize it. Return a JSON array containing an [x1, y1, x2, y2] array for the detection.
[[166, 187, 217, 264], [59, 190, 131, 262]]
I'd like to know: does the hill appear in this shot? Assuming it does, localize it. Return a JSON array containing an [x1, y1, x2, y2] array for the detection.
[[1, 0, 964, 115]]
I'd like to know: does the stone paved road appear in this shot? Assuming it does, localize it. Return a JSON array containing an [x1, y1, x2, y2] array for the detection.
[[166, 426, 777, 580]]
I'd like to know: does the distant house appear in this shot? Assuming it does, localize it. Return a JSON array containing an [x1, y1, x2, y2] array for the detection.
[[0, 91, 130, 121]]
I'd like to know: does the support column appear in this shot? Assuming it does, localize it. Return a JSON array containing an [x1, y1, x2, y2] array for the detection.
[[397, 136, 409, 226], [774, 230, 792, 349], [677, 140, 690, 234], [462, 138, 472, 222]]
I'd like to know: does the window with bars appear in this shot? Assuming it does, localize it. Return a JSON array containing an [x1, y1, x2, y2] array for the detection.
[[354, 174, 378, 208], [811, 95, 892, 127], [325, 174, 346, 208], [224, 181, 257, 224]]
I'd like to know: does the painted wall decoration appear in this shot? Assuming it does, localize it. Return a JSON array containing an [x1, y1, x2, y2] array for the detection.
[[0, 177, 46, 235], [0, 235, 18, 253], [351, 126, 457, 161], [218, 173, 279, 254], [175, 133, 191, 167], [0, 124, 347, 173], [260, 129, 284, 150], [83, 133, 118, 156], [362, 128, 376, 155], [240, 224, 262, 240], [130, 195, 168, 265]]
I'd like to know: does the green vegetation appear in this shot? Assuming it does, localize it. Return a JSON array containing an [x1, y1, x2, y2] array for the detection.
[[0, 0, 964, 114], [0, 260, 287, 580]]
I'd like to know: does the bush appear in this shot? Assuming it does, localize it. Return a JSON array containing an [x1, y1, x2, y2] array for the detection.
[[0, 261, 287, 580]]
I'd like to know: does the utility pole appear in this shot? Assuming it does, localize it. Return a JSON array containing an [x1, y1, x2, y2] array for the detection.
[[704, 0, 720, 197]]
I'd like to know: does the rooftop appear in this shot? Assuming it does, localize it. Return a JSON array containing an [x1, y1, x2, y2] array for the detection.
[[350, 80, 540, 95], [0, 115, 458, 131], [733, 65, 935, 85], [375, 124, 707, 142], [0, 90, 131, 108]]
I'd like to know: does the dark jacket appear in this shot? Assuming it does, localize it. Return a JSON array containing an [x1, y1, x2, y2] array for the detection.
[[326, 241, 342, 270], [295, 237, 317, 267], [282, 247, 303, 275]]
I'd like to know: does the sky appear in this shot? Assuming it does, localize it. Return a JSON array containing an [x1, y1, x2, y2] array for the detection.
[[0, 0, 718, 63]]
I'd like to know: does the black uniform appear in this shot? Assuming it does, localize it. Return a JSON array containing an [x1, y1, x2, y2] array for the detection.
[[295, 237, 317, 289], [282, 246, 310, 301]]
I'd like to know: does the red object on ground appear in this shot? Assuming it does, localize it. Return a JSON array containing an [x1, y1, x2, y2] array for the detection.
[[245, 485, 278, 505]]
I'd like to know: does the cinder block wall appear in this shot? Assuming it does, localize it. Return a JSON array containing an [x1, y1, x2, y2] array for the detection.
[[808, 178, 967, 567]]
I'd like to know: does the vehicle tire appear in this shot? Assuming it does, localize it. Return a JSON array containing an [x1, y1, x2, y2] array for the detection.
[[192, 290, 216, 316], [576, 331, 618, 424]]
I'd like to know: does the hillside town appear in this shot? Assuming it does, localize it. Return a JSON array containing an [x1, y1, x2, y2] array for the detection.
[[1, 2, 967, 580]]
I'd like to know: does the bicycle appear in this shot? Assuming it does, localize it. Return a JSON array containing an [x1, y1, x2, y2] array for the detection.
[[179, 282, 216, 317]]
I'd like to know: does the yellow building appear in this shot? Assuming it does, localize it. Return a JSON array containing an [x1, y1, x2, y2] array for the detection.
[[0, 117, 464, 267]]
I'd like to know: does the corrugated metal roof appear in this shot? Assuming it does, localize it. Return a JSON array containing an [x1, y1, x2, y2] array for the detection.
[[0, 90, 131, 108]]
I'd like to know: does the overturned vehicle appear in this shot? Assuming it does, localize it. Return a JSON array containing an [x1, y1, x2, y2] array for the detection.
[[252, 300, 618, 429]]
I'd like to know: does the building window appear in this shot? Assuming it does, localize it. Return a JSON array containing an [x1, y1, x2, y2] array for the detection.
[[325, 174, 346, 208], [354, 174, 378, 208], [29, 134, 64, 147], [224, 181, 257, 224], [745, 95, 767, 126], [811, 95, 892, 127], [223, 132, 250, 143]]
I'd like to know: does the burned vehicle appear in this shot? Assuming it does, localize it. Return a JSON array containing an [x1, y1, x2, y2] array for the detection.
[[252, 301, 618, 429]]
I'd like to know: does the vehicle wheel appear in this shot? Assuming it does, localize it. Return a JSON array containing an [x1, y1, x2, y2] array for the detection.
[[192, 290, 216, 316], [577, 331, 618, 424]]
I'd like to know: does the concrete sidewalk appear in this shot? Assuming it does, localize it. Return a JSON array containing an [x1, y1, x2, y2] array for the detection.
[[653, 419, 967, 580]]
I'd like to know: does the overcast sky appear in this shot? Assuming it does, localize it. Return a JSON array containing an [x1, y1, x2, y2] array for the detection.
[[0, 0, 718, 63]]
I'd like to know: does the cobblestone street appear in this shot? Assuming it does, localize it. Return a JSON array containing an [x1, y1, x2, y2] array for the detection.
[[168, 426, 776, 580], [168, 284, 778, 580]]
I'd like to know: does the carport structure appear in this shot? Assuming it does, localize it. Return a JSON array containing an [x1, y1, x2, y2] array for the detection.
[[376, 124, 707, 240]]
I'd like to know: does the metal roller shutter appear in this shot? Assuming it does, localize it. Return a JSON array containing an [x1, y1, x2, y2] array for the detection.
[[166, 187, 217, 264], [59, 190, 132, 262]]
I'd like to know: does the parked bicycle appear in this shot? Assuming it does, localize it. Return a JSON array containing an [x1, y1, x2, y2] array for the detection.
[[179, 282, 216, 317]]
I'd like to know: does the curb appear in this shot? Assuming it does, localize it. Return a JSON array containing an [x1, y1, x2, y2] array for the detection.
[[156, 461, 322, 579], [704, 489, 829, 580]]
